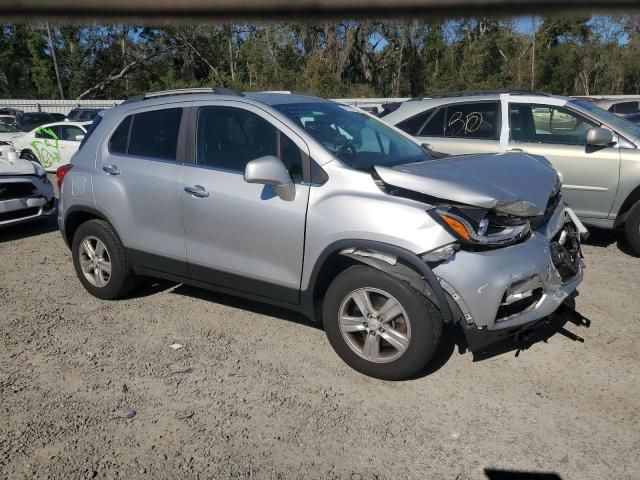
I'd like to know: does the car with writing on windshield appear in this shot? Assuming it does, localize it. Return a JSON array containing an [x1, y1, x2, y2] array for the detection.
[[57, 88, 585, 380], [382, 91, 640, 255], [8, 121, 90, 172]]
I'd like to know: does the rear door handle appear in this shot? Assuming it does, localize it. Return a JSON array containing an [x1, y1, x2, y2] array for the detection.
[[507, 148, 524, 153], [102, 165, 120, 175], [184, 185, 210, 198]]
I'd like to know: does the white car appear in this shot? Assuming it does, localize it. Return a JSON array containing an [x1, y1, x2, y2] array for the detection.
[[10, 121, 90, 172]]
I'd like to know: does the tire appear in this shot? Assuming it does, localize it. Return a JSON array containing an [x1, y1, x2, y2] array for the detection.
[[71, 219, 137, 300], [624, 201, 640, 256], [322, 265, 443, 380], [20, 150, 40, 164]]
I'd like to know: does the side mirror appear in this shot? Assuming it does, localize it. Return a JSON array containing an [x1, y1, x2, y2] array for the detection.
[[75, 134, 85, 141], [244, 155, 295, 201], [586, 127, 613, 147]]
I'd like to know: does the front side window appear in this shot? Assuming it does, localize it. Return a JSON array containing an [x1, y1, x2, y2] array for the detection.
[[196, 106, 303, 182], [108, 108, 182, 161], [443, 102, 499, 139], [35, 126, 59, 139], [510, 104, 596, 145], [273, 102, 429, 170]]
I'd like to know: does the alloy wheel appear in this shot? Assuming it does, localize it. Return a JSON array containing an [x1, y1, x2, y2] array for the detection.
[[338, 287, 411, 363], [79, 236, 112, 287]]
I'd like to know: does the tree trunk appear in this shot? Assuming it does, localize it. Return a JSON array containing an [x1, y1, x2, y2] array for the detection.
[[46, 22, 64, 100]]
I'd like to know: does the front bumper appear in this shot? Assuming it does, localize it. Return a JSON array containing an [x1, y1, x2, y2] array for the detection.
[[0, 176, 55, 227], [432, 204, 584, 346]]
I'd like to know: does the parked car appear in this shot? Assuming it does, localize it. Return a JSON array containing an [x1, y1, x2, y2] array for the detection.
[[67, 108, 102, 122], [595, 98, 640, 115], [0, 114, 18, 127], [0, 151, 55, 227], [383, 91, 640, 254], [10, 121, 89, 172], [15, 112, 60, 132], [57, 89, 585, 380], [624, 110, 640, 126]]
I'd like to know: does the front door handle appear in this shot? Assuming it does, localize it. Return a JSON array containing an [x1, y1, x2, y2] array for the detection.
[[507, 148, 524, 153], [102, 165, 120, 175], [184, 185, 210, 198]]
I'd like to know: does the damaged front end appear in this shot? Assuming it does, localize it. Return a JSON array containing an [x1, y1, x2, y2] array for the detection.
[[372, 152, 586, 352], [0, 157, 55, 227]]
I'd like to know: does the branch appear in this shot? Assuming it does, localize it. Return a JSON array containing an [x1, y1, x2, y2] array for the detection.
[[172, 32, 224, 85], [76, 48, 172, 100]]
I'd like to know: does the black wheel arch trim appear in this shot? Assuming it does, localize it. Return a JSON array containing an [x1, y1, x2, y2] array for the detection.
[[302, 239, 453, 324], [61, 205, 111, 248]]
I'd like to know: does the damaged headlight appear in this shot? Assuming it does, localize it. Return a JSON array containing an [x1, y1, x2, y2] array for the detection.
[[432, 205, 531, 247]]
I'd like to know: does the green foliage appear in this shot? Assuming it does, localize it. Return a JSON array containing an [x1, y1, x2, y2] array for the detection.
[[1, 16, 640, 100]]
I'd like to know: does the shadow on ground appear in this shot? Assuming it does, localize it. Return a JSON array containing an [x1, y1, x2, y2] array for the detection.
[[133, 277, 593, 380], [582, 226, 638, 257], [484, 469, 562, 479], [0, 217, 58, 244]]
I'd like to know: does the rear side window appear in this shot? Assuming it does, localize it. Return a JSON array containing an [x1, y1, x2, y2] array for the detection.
[[420, 108, 446, 136], [108, 108, 182, 161], [109, 116, 131, 154], [79, 114, 103, 150], [128, 109, 182, 160], [396, 110, 433, 135], [59, 125, 85, 141], [443, 102, 500, 139]]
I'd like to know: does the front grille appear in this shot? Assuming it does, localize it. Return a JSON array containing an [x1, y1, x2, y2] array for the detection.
[[0, 206, 39, 223], [0, 182, 36, 201]]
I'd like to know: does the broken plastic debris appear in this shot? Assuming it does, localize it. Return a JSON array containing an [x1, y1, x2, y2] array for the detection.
[[169, 343, 183, 350], [175, 410, 194, 420]]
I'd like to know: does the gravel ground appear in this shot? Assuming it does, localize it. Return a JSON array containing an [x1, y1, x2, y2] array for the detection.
[[1, 216, 639, 480]]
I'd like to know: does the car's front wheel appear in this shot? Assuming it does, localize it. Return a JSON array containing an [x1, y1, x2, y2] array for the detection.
[[322, 265, 442, 380], [625, 201, 640, 256], [71, 219, 137, 299]]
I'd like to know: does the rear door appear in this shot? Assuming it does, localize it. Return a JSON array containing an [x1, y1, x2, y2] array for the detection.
[[57, 124, 86, 166], [507, 102, 620, 219], [413, 101, 502, 155], [93, 106, 189, 275], [180, 102, 310, 304]]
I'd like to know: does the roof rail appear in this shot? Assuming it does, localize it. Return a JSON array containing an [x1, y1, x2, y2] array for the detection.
[[121, 87, 244, 104], [261, 90, 319, 97], [409, 89, 554, 101]]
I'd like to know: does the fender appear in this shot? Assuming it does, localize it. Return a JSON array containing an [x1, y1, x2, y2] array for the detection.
[[61, 205, 110, 248], [302, 239, 453, 324]]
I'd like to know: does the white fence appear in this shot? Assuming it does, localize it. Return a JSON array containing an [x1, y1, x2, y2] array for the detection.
[[0, 97, 409, 115]]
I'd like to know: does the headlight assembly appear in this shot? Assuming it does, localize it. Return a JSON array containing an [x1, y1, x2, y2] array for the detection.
[[433, 206, 531, 247]]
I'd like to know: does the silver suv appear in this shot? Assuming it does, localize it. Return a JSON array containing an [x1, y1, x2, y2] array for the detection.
[[382, 91, 640, 254], [58, 88, 585, 380]]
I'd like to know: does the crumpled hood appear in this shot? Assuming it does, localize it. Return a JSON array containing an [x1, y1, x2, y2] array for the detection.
[[0, 157, 40, 176], [375, 152, 559, 217]]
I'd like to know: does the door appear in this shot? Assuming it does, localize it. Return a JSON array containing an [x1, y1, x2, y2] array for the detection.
[[413, 101, 502, 155], [93, 107, 188, 275], [181, 104, 310, 304], [57, 124, 86, 166], [507, 103, 620, 219], [31, 125, 63, 170]]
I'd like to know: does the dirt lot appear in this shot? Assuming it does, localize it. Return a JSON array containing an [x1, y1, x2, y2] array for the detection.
[[1, 217, 639, 480]]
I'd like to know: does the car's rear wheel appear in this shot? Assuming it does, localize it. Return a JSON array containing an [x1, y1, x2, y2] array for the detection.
[[322, 265, 442, 380], [72, 219, 137, 299], [624, 201, 640, 256]]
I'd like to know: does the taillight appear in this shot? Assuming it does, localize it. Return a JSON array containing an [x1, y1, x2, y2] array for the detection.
[[56, 164, 73, 191]]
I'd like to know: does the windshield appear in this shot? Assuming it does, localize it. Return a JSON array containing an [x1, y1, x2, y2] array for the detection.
[[273, 102, 430, 170], [0, 122, 17, 132], [570, 100, 640, 140]]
